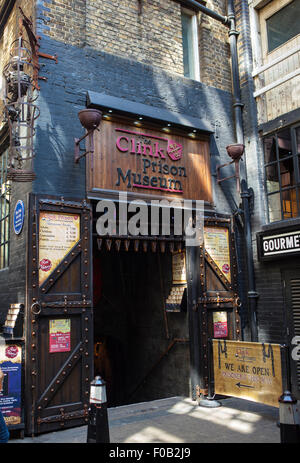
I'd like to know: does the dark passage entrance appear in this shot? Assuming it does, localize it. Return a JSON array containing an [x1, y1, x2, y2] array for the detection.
[[93, 246, 190, 407]]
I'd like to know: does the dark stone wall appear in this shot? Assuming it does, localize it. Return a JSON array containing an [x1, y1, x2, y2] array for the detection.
[[27, 34, 245, 403], [0, 181, 31, 327], [33, 35, 239, 214], [0, 22, 251, 406]]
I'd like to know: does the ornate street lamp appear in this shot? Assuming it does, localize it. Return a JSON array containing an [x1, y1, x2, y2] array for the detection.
[[3, 36, 40, 182]]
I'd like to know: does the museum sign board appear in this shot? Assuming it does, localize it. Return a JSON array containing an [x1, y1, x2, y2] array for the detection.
[[86, 119, 212, 202]]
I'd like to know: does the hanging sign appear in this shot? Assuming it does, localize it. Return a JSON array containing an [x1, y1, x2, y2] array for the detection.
[[49, 319, 71, 353], [39, 212, 80, 285], [87, 119, 212, 202], [0, 344, 22, 426], [257, 228, 300, 260], [213, 311, 228, 338], [204, 226, 231, 282], [13, 200, 25, 235], [212, 340, 283, 407]]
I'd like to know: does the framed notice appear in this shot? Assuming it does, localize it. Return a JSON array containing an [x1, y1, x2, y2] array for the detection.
[[172, 252, 187, 284], [0, 344, 22, 426], [204, 226, 231, 282], [49, 319, 71, 353], [39, 212, 80, 285]]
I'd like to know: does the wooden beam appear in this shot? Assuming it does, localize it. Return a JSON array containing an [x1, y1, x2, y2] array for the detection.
[[252, 44, 300, 77], [254, 67, 300, 98]]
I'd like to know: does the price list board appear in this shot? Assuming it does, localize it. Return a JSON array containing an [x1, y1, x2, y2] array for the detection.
[[39, 212, 80, 285]]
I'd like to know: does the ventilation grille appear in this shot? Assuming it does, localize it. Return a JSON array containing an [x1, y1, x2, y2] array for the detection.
[[290, 279, 300, 388]]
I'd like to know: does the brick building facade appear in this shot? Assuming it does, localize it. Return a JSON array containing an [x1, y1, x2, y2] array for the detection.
[[0, 0, 298, 436]]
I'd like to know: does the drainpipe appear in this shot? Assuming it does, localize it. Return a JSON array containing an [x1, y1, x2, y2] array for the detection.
[[182, 0, 243, 145], [226, 0, 259, 342], [182, 0, 259, 342], [227, 0, 244, 146]]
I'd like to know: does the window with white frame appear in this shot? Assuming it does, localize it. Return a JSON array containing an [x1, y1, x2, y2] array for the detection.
[[266, 0, 300, 53], [181, 8, 200, 81]]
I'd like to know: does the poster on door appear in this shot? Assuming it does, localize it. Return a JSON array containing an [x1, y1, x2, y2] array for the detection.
[[49, 319, 71, 353], [213, 311, 228, 338], [204, 226, 231, 282], [39, 212, 80, 285], [0, 344, 22, 426]]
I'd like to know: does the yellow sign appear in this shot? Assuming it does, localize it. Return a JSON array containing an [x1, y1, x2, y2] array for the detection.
[[172, 252, 187, 284], [39, 212, 80, 285], [213, 340, 283, 408], [204, 226, 231, 282]]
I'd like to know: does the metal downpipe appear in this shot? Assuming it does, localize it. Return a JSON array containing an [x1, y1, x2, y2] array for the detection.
[[182, 0, 259, 342]]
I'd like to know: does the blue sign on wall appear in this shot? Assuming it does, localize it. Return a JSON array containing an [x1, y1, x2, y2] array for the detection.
[[13, 200, 25, 235]]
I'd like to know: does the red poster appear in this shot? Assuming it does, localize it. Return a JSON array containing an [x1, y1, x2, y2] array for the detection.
[[213, 312, 228, 338], [49, 319, 71, 353]]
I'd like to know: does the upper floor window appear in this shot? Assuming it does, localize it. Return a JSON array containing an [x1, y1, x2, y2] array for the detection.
[[264, 126, 300, 222], [0, 148, 10, 269], [181, 9, 200, 81], [266, 0, 300, 52]]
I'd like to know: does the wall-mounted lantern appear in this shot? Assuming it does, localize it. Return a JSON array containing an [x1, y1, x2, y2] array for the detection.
[[74, 109, 102, 164], [216, 143, 244, 193], [3, 36, 40, 182]]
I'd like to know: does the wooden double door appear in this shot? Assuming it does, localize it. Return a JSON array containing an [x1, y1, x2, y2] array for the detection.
[[24, 195, 240, 433], [25, 194, 93, 435], [186, 219, 241, 399]]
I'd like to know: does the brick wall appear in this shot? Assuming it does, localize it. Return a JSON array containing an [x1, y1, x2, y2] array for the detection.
[[39, 0, 232, 93], [198, 0, 231, 90]]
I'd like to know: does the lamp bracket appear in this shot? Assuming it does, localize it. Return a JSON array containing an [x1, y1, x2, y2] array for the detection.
[[216, 158, 241, 193], [74, 127, 99, 163]]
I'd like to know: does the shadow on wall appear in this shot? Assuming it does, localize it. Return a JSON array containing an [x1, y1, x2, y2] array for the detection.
[[35, 35, 238, 207]]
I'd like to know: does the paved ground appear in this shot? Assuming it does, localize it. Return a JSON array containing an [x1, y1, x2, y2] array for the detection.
[[9, 396, 280, 444]]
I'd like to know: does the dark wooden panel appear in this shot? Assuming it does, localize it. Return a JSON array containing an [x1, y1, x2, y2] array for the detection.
[[87, 119, 212, 202], [25, 194, 93, 435]]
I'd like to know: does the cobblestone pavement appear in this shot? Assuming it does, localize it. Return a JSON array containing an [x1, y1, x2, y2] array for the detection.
[[9, 396, 280, 444]]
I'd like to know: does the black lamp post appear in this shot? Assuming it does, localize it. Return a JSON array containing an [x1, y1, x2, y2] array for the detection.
[[87, 376, 110, 443]]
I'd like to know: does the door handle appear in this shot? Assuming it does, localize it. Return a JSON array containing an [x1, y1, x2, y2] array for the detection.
[[31, 302, 41, 316]]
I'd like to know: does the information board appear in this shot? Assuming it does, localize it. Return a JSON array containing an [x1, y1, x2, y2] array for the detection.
[[213, 340, 283, 407], [39, 212, 80, 285], [0, 344, 22, 426], [204, 226, 231, 282]]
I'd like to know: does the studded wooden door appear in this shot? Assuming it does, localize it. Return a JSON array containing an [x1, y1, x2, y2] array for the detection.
[[25, 194, 93, 435], [187, 218, 241, 400]]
